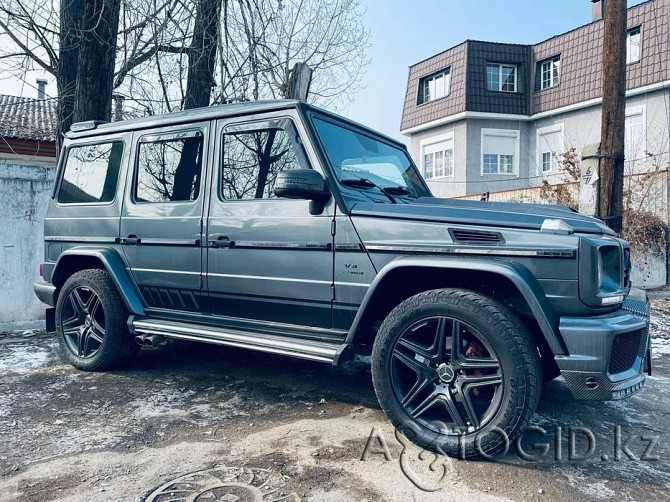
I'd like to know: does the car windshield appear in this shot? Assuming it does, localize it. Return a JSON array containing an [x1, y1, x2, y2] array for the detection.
[[312, 117, 430, 200]]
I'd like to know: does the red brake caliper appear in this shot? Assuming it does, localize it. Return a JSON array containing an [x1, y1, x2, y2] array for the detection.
[[465, 340, 486, 376]]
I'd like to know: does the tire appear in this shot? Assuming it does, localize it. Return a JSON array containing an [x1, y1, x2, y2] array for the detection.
[[371, 288, 542, 460], [55, 269, 139, 371]]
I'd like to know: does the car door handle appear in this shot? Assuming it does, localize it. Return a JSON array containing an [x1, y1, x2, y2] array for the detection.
[[209, 236, 234, 248], [121, 235, 141, 245]]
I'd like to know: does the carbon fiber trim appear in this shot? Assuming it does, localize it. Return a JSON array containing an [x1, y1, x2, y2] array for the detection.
[[622, 290, 650, 319], [561, 371, 646, 400]]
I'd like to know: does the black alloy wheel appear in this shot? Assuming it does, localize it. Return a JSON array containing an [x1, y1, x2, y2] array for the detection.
[[390, 316, 503, 435], [61, 286, 106, 358], [371, 289, 542, 459], [55, 269, 139, 371]]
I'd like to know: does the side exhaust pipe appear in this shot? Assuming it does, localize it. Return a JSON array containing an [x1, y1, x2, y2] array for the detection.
[[134, 334, 167, 347]]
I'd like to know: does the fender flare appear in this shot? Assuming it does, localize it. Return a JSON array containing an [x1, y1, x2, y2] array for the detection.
[[51, 246, 145, 316], [345, 256, 566, 355]]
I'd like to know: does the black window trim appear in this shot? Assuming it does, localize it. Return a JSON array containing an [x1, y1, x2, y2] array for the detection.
[[132, 127, 206, 205], [218, 115, 311, 204], [55, 138, 126, 207]]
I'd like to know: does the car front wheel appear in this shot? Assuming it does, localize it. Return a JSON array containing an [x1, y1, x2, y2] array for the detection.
[[371, 288, 542, 459]]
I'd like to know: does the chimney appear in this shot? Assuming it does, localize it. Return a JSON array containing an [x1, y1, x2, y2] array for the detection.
[[112, 94, 125, 122], [591, 0, 605, 22], [36, 79, 47, 100]]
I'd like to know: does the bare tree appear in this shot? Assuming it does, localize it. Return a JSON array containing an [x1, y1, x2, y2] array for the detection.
[[184, 0, 222, 109], [217, 0, 369, 108], [72, 0, 122, 123], [0, 0, 370, 138]]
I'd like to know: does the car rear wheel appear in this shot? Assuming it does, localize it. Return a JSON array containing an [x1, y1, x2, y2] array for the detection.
[[371, 288, 542, 459], [56, 269, 138, 371]]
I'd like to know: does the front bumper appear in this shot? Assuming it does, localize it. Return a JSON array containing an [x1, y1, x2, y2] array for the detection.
[[555, 288, 651, 400]]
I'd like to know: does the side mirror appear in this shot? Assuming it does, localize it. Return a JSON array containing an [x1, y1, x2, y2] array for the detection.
[[274, 169, 331, 214]]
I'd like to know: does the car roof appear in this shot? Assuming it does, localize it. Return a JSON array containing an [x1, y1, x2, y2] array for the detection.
[[65, 99, 407, 149]]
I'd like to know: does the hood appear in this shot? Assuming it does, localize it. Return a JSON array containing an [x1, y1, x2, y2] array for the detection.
[[349, 197, 615, 236]]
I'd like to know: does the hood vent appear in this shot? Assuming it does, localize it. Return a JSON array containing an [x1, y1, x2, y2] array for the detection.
[[450, 228, 504, 245]]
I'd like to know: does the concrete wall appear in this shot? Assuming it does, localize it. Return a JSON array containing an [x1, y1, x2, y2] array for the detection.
[[0, 161, 55, 329]]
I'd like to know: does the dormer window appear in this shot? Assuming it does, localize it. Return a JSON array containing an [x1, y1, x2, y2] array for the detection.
[[537, 55, 560, 90], [418, 68, 451, 104], [627, 26, 641, 64], [486, 64, 517, 92]]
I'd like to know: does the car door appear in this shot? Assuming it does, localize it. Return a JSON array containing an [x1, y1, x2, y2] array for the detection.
[[206, 112, 334, 328], [120, 122, 209, 312]]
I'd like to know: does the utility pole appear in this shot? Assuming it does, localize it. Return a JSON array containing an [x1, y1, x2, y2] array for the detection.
[[598, 0, 627, 233]]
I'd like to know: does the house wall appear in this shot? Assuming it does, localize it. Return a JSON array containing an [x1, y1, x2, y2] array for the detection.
[[411, 89, 670, 199], [463, 119, 532, 196], [0, 160, 56, 329], [410, 121, 468, 198]]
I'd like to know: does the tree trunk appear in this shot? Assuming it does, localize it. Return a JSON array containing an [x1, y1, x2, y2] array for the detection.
[[72, 0, 121, 123], [183, 0, 222, 110], [57, 0, 85, 149], [599, 0, 627, 233]]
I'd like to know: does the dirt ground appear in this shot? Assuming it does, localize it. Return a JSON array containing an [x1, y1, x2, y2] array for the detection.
[[1, 300, 669, 502]]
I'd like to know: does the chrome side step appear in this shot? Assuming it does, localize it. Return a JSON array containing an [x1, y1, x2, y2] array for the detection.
[[130, 317, 344, 364]]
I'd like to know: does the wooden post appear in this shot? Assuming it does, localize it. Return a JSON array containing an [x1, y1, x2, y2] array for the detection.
[[598, 0, 627, 233]]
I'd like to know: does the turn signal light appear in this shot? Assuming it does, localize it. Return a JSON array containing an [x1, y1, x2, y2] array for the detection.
[[39, 263, 44, 277]]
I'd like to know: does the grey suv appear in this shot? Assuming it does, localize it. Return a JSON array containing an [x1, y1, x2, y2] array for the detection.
[[34, 100, 651, 458]]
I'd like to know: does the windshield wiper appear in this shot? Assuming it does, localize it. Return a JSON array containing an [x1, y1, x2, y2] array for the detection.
[[340, 177, 397, 203], [383, 186, 417, 198]]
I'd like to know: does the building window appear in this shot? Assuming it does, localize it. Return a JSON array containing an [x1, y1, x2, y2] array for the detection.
[[481, 129, 519, 175], [536, 124, 564, 174], [486, 64, 517, 92], [538, 56, 560, 90], [625, 106, 646, 165], [418, 68, 451, 104], [421, 136, 454, 180], [627, 26, 641, 64]]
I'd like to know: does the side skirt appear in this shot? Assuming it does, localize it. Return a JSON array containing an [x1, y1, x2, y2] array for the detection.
[[129, 316, 351, 365]]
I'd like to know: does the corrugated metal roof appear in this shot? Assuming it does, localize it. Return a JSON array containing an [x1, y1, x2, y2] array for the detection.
[[0, 94, 57, 142]]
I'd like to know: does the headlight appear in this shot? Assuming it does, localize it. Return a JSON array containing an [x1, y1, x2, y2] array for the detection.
[[579, 237, 627, 308], [598, 244, 622, 293]]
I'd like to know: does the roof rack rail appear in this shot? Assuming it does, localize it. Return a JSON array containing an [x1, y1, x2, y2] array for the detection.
[[70, 120, 108, 132]]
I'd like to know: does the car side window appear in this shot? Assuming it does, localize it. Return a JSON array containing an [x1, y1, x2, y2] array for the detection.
[[221, 118, 308, 200], [57, 141, 124, 204], [135, 130, 203, 203]]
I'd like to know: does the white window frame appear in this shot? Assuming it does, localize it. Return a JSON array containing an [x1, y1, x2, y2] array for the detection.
[[480, 128, 520, 176], [540, 56, 560, 90], [486, 64, 518, 92], [535, 123, 564, 175], [419, 68, 451, 104], [626, 26, 641, 64], [419, 132, 455, 180], [624, 105, 646, 166]]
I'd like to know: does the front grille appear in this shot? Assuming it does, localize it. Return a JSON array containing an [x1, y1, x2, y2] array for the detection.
[[608, 329, 642, 374], [450, 228, 503, 245]]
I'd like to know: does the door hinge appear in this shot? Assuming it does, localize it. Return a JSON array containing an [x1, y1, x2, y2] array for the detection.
[[330, 284, 336, 301], [331, 219, 336, 236]]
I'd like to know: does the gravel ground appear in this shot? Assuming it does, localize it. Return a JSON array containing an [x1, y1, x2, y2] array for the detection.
[[0, 300, 669, 502]]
